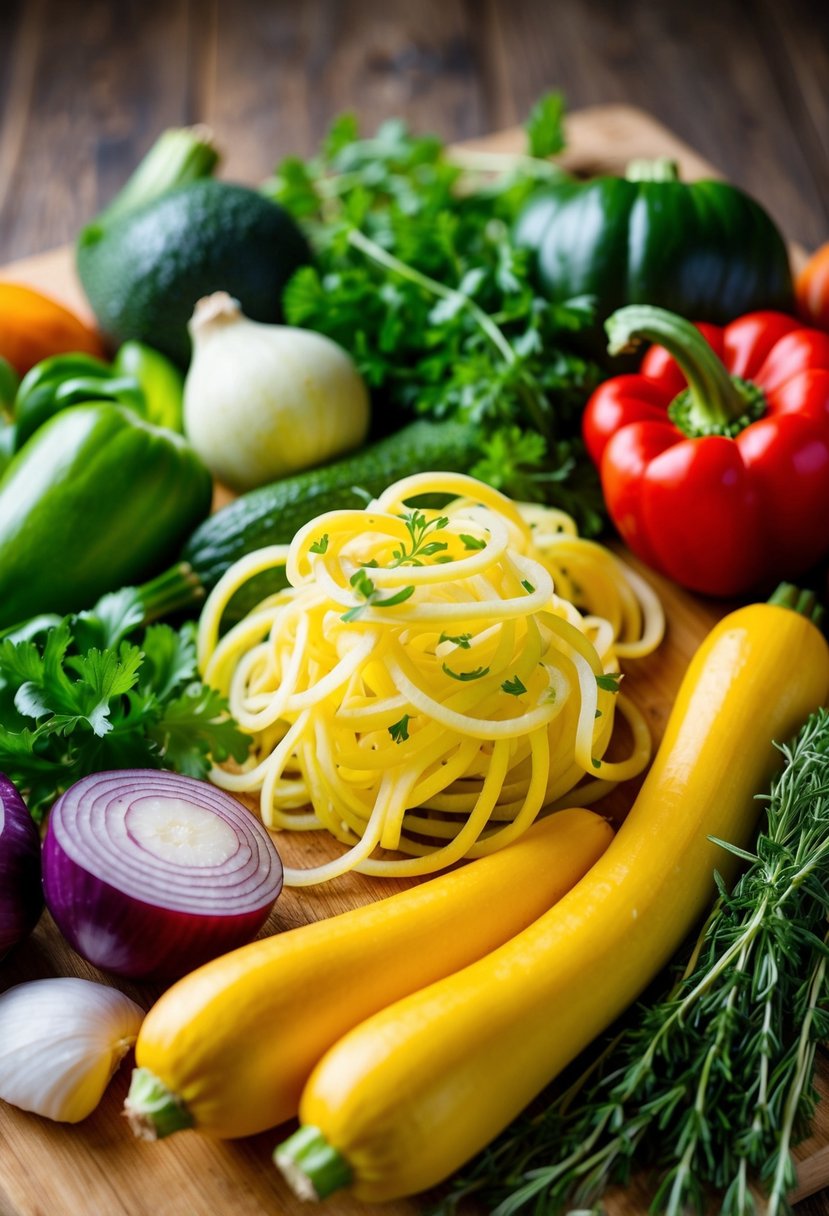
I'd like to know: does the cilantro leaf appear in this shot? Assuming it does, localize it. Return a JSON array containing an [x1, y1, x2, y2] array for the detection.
[[0, 617, 250, 822]]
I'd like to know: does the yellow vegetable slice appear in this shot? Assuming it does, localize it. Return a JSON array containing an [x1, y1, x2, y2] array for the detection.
[[198, 473, 663, 884]]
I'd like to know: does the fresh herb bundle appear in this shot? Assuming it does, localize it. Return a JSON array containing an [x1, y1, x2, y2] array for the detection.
[[265, 95, 605, 535], [0, 589, 249, 820], [439, 708, 829, 1216]]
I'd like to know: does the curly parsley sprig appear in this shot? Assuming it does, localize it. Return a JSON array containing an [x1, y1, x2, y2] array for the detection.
[[266, 95, 605, 536]]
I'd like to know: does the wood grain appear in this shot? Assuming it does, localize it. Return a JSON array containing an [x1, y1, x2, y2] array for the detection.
[[1, 0, 828, 264], [0, 105, 825, 1216]]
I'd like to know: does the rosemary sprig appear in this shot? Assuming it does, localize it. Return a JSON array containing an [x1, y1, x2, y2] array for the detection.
[[438, 708, 829, 1216]]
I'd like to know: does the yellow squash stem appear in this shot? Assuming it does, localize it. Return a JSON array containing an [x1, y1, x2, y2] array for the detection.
[[125, 808, 613, 1140], [276, 599, 829, 1203]]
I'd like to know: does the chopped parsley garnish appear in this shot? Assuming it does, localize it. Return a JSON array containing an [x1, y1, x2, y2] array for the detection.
[[442, 663, 490, 682], [391, 511, 450, 566], [501, 675, 527, 696], [341, 570, 416, 622], [388, 714, 410, 744], [521, 579, 536, 594], [596, 672, 622, 692], [460, 534, 487, 551], [439, 632, 473, 650], [309, 534, 329, 554]]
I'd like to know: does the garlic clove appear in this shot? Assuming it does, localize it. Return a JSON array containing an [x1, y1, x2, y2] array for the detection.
[[0, 976, 144, 1123]]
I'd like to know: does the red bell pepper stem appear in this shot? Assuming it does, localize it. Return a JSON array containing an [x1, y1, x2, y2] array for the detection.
[[605, 305, 765, 437]]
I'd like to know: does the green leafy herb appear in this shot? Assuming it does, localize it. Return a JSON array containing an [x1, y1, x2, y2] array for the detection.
[[440, 709, 829, 1216], [459, 534, 487, 551], [0, 615, 249, 821], [501, 675, 527, 697], [596, 672, 622, 692], [525, 90, 566, 158], [268, 102, 605, 535], [391, 511, 450, 566], [310, 534, 329, 554], [442, 663, 490, 682], [521, 579, 536, 594], [341, 569, 416, 622], [439, 632, 473, 650], [388, 715, 410, 744]]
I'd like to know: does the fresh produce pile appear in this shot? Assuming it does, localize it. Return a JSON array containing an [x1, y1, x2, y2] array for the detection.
[[1, 91, 829, 1216]]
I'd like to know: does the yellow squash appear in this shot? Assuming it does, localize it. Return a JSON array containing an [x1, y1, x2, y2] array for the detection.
[[125, 806, 612, 1139], [276, 598, 829, 1203]]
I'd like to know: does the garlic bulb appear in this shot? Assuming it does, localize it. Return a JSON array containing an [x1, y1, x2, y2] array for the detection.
[[0, 977, 144, 1122], [184, 292, 370, 492]]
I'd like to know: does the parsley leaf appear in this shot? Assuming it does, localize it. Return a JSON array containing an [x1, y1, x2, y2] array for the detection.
[[442, 663, 490, 682], [388, 715, 410, 744], [310, 534, 329, 554], [525, 91, 566, 158], [269, 101, 606, 537], [459, 534, 486, 551], [501, 675, 527, 696], [439, 632, 473, 650], [596, 672, 622, 692]]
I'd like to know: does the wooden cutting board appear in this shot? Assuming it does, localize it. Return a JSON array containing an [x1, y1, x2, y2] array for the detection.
[[0, 104, 825, 1216]]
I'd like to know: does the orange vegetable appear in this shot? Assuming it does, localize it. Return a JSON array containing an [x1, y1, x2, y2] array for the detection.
[[795, 242, 829, 331], [0, 283, 105, 374]]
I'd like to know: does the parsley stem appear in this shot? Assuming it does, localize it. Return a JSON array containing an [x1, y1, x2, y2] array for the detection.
[[346, 227, 517, 368]]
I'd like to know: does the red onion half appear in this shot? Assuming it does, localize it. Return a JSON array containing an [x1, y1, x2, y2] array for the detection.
[[0, 773, 43, 960], [42, 770, 283, 981]]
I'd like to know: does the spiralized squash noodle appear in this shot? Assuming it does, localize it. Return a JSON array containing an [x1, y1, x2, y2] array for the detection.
[[198, 473, 664, 885]]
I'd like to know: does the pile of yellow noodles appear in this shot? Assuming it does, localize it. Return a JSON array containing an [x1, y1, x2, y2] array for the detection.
[[198, 473, 663, 886]]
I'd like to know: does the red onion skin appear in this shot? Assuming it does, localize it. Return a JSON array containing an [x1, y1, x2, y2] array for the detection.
[[0, 773, 43, 960], [42, 771, 283, 982]]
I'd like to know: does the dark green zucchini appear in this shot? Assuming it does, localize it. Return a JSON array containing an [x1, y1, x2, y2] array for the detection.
[[133, 419, 483, 629]]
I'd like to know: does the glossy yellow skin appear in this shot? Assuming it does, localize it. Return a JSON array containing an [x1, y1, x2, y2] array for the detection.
[[134, 807, 612, 1137], [297, 604, 829, 1202]]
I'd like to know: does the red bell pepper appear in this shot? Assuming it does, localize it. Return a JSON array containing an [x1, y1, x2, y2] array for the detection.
[[583, 306, 829, 596]]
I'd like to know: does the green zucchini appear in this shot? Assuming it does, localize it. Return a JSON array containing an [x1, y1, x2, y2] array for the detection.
[[135, 419, 483, 629]]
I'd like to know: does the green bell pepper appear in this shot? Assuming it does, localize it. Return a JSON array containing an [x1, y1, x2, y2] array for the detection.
[[12, 342, 185, 450], [0, 358, 18, 478], [112, 340, 184, 431], [514, 159, 793, 341], [13, 352, 143, 450], [0, 403, 212, 628]]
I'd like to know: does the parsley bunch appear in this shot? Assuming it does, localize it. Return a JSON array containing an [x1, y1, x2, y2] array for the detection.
[[0, 590, 249, 821], [265, 95, 605, 535]]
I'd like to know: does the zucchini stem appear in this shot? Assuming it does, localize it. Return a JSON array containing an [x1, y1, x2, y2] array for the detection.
[[82, 127, 219, 233], [123, 1067, 194, 1140], [274, 1125, 353, 1201]]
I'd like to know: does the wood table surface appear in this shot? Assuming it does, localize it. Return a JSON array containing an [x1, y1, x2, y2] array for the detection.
[[1, 0, 829, 264], [2, 3, 829, 1215]]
